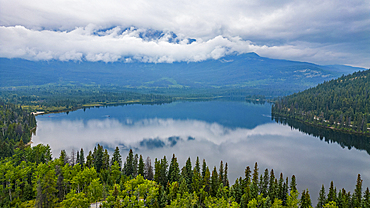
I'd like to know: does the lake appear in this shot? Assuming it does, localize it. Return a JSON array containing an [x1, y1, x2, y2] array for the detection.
[[32, 100, 370, 204]]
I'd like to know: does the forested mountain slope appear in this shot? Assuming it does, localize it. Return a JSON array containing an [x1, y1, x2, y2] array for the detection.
[[0, 53, 364, 96], [272, 69, 370, 134]]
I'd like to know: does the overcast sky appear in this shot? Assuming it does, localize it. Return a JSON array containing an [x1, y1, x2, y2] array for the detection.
[[0, 0, 369, 67]]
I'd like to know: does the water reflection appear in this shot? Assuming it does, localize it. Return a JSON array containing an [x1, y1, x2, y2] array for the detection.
[[33, 117, 370, 204], [32, 102, 370, 204], [272, 114, 370, 155]]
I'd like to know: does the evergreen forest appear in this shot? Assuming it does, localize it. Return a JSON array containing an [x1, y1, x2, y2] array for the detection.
[[0, 143, 369, 208], [272, 69, 370, 135]]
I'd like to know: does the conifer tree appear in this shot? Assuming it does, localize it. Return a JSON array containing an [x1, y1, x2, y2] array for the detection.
[[76, 151, 80, 165], [79, 148, 85, 167], [133, 154, 138, 177], [160, 156, 168, 187], [224, 162, 229, 188], [168, 154, 180, 184], [94, 144, 103, 173], [102, 149, 110, 170], [138, 155, 144, 176], [300, 189, 312, 208], [111, 147, 121, 168], [244, 166, 251, 189], [251, 162, 259, 199], [290, 175, 297, 193], [327, 181, 336, 203], [124, 149, 134, 177], [317, 185, 326, 208], [219, 161, 224, 187], [268, 169, 276, 200], [363, 187, 370, 208], [154, 158, 161, 184], [210, 166, 219, 197], [86, 150, 93, 168], [203, 167, 211, 193], [261, 169, 269, 197], [353, 174, 362, 207], [191, 168, 201, 194], [202, 159, 207, 179], [195, 156, 200, 174], [278, 173, 284, 200]]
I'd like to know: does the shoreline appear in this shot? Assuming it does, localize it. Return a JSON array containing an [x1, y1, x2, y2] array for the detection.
[[272, 112, 370, 137]]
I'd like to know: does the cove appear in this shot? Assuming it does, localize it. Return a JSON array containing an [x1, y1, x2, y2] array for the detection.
[[32, 100, 370, 204]]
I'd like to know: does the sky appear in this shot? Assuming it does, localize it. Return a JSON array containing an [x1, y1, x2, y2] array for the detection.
[[0, 0, 369, 67]]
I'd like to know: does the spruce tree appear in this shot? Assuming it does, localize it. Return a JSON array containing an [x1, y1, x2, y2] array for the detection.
[[290, 175, 297, 193], [138, 155, 144, 176], [363, 187, 370, 208], [210, 166, 219, 197], [300, 189, 312, 208], [185, 157, 192, 190], [327, 181, 337, 203], [261, 169, 269, 197], [202, 159, 207, 179], [94, 144, 103, 173], [124, 149, 134, 177], [76, 151, 80, 165], [353, 174, 362, 207], [251, 162, 259, 199], [203, 167, 211, 193], [219, 161, 224, 187], [111, 147, 121, 168], [168, 154, 180, 184], [317, 184, 326, 208], [195, 156, 200, 174], [160, 156, 168, 187], [79, 148, 85, 167], [224, 162, 229, 188], [133, 154, 138, 177]]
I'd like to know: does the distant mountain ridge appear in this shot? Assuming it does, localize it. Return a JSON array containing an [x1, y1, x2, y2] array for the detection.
[[0, 53, 365, 96]]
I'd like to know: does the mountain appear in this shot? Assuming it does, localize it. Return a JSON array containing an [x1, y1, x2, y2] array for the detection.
[[0, 53, 364, 96]]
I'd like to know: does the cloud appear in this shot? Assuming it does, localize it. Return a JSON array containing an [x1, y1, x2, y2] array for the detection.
[[0, 0, 369, 67]]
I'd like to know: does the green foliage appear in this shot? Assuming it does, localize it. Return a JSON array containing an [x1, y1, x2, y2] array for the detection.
[[272, 69, 370, 135]]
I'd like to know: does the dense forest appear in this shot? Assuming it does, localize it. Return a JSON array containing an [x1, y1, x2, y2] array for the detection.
[[272, 69, 370, 135], [0, 143, 369, 208], [0, 99, 36, 158], [0, 85, 173, 114]]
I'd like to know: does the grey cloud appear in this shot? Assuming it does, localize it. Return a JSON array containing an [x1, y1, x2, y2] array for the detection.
[[0, 0, 369, 67]]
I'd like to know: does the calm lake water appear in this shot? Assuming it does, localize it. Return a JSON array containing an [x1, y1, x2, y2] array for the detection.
[[32, 101, 370, 203]]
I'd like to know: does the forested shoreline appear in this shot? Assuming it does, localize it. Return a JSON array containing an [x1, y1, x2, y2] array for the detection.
[[0, 85, 173, 114], [272, 70, 370, 135]]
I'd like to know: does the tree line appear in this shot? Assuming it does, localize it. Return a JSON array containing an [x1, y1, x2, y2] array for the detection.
[[0, 85, 173, 114], [0, 98, 36, 158], [272, 69, 370, 134], [0, 143, 369, 208]]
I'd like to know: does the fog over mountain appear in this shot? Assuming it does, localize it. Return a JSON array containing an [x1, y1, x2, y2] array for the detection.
[[1, 0, 369, 67]]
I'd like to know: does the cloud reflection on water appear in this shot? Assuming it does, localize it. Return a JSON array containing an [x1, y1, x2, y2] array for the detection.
[[33, 117, 370, 204]]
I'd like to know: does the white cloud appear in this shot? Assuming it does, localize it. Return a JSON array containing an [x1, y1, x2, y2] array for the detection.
[[0, 0, 369, 66]]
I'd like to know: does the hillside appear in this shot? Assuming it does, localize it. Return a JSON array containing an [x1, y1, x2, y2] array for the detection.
[[0, 53, 363, 97], [272, 69, 370, 134]]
